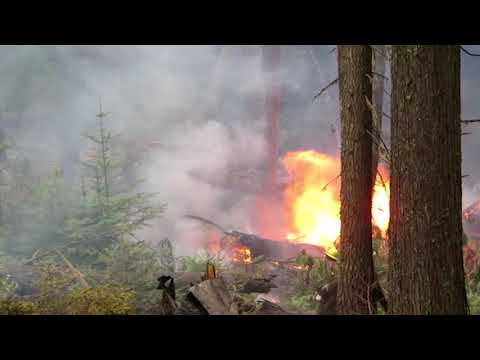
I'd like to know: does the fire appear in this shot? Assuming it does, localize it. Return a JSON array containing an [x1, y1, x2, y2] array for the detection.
[[241, 247, 252, 264], [230, 245, 253, 264], [283, 150, 390, 250]]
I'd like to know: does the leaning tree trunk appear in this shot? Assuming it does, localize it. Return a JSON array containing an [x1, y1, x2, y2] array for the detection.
[[388, 45, 468, 315], [337, 45, 375, 315], [371, 45, 386, 183]]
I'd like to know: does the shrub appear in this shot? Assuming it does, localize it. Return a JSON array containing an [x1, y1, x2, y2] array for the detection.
[[0, 298, 38, 315], [64, 285, 135, 315]]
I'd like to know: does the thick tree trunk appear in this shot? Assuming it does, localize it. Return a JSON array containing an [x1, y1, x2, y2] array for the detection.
[[388, 45, 468, 315], [337, 45, 375, 315], [371, 45, 386, 183]]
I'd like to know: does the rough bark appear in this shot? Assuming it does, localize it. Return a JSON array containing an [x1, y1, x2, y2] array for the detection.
[[388, 45, 468, 315], [337, 45, 375, 315]]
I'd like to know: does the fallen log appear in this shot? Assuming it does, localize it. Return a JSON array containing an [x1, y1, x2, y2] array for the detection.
[[239, 277, 277, 294], [184, 215, 325, 260], [226, 231, 324, 260]]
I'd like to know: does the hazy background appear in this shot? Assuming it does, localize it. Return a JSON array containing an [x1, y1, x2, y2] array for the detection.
[[0, 45, 478, 253]]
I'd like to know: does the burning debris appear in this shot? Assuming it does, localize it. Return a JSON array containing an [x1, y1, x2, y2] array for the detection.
[[183, 215, 325, 262]]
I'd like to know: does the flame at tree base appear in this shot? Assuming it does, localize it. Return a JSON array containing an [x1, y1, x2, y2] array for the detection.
[[283, 150, 390, 250]]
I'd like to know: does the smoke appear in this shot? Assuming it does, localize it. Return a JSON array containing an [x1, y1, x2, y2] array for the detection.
[[0, 45, 339, 256], [3, 45, 479, 256]]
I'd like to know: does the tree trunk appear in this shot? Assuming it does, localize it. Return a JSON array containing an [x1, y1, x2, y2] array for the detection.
[[388, 45, 468, 315], [371, 45, 386, 183], [337, 45, 375, 315], [255, 45, 283, 238]]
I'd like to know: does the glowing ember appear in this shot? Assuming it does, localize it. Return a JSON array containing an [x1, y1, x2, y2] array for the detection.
[[230, 246, 253, 264], [283, 150, 390, 250], [242, 247, 252, 264]]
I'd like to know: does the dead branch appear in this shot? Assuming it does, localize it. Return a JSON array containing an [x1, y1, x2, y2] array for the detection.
[[372, 72, 389, 81], [183, 215, 228, 234], [313, 78, 339, 101], [462, 119, 480, 124], [376, 169, 388, 193], [461, 46, 480, 57], [23, 240, 84, 265], [55, 250, 90, 288], [321, 173, 341, 192]]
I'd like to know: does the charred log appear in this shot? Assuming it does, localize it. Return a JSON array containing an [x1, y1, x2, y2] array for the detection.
[[226, 231, 324, 260], [184, 215, 325, 261], [239, 277, 277, 294]]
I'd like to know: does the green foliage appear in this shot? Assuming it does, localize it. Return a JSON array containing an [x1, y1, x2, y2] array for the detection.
[[65, 107, 165, 259], [98, 239, 162, 292], [0, 274, 18, 298], [64, 285, 135, 315], [295, 250, 314, 268], [1, 167, 78, 255], [0, 298, 38, 315], [179, 251, 229, 273], [468, 290, 480, 315], [33, 261, 81, 314], [310, 258, 336, 287], [285, 286, 317, 313]]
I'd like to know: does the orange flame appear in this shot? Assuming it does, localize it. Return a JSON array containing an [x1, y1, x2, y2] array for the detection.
[[283, 150, 390, 250], [230, 245, 253, 264]]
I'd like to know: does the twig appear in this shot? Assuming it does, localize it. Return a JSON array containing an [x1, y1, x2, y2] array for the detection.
[[462, 132, 472, 136], [376, 169, 388, 193], [313, 78, 339, 101], [372, 72, 389, 81], [461, 46, 480, 57], [23, 240, 84, 265], [462, 119, 480, 124], [321, 173, 341, 191]]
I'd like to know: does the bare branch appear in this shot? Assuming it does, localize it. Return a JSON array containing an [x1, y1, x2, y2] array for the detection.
[[321, 173, 341, 191], [313, 78, 339, 101], [372, 72, 389, 81], [461, 46, 480, 57], [462, 119, 480, 124], [55, 249, 90, 288]]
